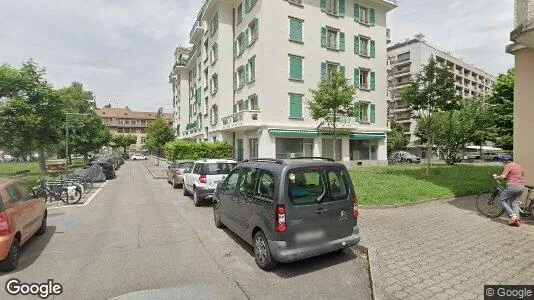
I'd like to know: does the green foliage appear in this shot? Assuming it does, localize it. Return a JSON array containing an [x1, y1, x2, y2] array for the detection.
[[146, 116, 174, 152], [387, 122, 408, 152], [164, 141, 233, 161], [111, 134, 137, 154], [487, 68, 514, 150], [350, 164, 501, 206], [0, 60, 66, 174], [400, 58, 461, 173]]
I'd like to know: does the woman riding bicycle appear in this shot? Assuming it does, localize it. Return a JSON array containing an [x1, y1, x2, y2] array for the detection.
[[493, 157, 525, 226]]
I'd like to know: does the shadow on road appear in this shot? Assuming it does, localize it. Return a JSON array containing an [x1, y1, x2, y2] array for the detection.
[[3, 226, 56, 274], [221, 227, 357, 278], [447, 197, 534, 227]]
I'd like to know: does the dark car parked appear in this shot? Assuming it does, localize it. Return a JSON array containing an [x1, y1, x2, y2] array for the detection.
[[87, 158, 116, 180], [212, 157, 360, 270]]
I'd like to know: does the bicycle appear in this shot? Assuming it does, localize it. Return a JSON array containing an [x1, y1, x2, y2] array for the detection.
[[33, 179, 82, 204], [475, 174, 534, 220]]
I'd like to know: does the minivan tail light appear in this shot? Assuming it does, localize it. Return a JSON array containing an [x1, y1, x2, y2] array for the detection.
[[175, 169, 182, 175], [199, 175, 207, 184], [0, 212, 11, 236], [276, 204, 287, 232], [352, 196, 360, 219]]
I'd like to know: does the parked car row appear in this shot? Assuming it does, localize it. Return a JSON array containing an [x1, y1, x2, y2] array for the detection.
[[168, 157, 361, 270], [388, 151, 421, 164], [87, 155, 125, 180]]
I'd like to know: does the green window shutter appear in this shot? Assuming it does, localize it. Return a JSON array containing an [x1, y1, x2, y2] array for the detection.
[[237, 4, 243, 24], [233, 41, 237, 58], [214, 106, 218, 123], [289, 55, 303, 80], [370, 71, 376, 90], [354, 36, 360, 54], [339, 32, 345, 51], [354, 3, 360, 22], [244, 99, 249, 110], [245, 0, 250, 12], [370, 40, 376, 58], [370, 8, 376, 26], [320, 0, 327, 11], [321, 62, 327, 79], [214, 43, 218, 61], [354, 101, 361, 121], [340, 65, 346, 75], [233, 72, 237, 90], [250, 58, 256, 81], [233, 104, 237, 113], [254, 19, 259, 41], [321, 27, 327, 47], [339, 0, 345, 16], [245, 64, 250, 83], [354, 68, 360, 88], [289, 94, 303, 118], [370, 104, 376, 123], [244, 29, 249, 48], [289, 18, 303, 42]]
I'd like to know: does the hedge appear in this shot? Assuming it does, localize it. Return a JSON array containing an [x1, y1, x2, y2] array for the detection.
[[164, 141, 233, 161]]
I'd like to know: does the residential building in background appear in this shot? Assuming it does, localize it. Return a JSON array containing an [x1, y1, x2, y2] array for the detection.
[[507, 0, 534, 184], [170, 0, 397, 166], [387, 34, 496, 157], [96, 106, 173, 150]]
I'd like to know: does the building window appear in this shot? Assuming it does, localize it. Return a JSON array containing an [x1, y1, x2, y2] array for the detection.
[[360, 6, 368, 24], [327, 28, 338, 49], [237, 66, 246, 89], [248, 18, 259, 45], [288, 55, 303, 81], [397, 52, 410, 61], [236, 32, 247, 57], [237, 3, 243, 25], [203, 40, 209, 62], [360, 69, 370, 89], [322, 139, 342, 161], [210, 43, 218, 65], [275, 138, 314, 159], [249, 94, 259, 110], [141, 137, 146, 144], [350, 140, 378, 161], [246, 56, 256, 83], [249, 138, 259, 159], [245, 0, 258, 12], [289, 17, 303, 43], [288, 93, 303, 119], [205, 97, 209, 115], [326, 0, 338, 15], [210, 73, 218, 95], [359, 36, 369, 56], [204, 68, 209, 89], [210, 12, 218, 36], [359, 102, 370, 122]]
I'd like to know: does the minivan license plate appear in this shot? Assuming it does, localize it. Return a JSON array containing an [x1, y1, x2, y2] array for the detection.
[[294, 230, 326, 243]]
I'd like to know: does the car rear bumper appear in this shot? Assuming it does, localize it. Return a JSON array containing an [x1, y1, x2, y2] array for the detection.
[[195, 186, 216, 200], [268, 226, 360, 263], [0, 235, 13, 260]]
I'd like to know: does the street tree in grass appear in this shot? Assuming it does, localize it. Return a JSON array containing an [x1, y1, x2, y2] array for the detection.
[[146, 116, 174, 165], [111, 134, 137, 156], [399, 57, 460, 175], [487, 68, 514, 150], [0, 60, 65, 174], [308, 70, 356, 161], [387, 122, 408, 153]]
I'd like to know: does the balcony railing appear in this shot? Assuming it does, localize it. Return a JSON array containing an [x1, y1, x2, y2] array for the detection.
[[221, 110, 262, 130]]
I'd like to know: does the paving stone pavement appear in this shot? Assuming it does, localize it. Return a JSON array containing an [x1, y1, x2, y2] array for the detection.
[[359, 196, 534, 300]]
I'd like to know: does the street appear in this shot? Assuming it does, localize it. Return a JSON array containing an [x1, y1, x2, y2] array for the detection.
[[0, 161, 371, 300]]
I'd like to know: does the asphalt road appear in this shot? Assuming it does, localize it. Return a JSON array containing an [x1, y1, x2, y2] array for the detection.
[[0, 161, 371, 300]]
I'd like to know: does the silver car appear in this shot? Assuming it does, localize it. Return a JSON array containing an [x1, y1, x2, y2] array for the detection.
[[167, 160, 194, 188], [183, 159, 237, 207]]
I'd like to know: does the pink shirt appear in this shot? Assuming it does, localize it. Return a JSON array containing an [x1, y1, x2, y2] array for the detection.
[[502, 163, 524, 185]]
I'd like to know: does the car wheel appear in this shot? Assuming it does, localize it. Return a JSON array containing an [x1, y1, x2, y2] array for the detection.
[[407, 159, 413, 164], [183, 185, 190, 196], [172, 178, 178, 189], [254, 230, 277, 270], [213, 200, 226, 229], [36, 211, 47, 235], [0, 237, 20, 272], [133, 158, 137, 160], [193, 189, 202, 207]]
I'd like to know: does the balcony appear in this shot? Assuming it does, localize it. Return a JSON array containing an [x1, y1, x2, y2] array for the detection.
[[221, 110, 262, 131], [508, 0, 534, 50], [189, 19, 205, 43]]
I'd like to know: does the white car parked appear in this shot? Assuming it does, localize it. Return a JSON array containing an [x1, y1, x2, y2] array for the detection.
[[183, 159, 238, 206], [131, 154, 147, 160]]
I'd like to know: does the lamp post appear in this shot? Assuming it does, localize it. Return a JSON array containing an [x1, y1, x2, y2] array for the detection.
[[65, 113, 88, 173]]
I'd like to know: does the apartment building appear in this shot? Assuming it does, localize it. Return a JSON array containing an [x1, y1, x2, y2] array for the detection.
[[170, 0, 397, 165], [387, 35, 496, 154], [507, 0, 534, 184], [96, 107, 173, 149]]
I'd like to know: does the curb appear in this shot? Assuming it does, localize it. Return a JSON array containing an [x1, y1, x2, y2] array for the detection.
[[353, 244, 383, 300], [359, 194, 475, 209], [143, 163, 167, 180]]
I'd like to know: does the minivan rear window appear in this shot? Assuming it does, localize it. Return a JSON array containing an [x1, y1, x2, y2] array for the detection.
[[177, 162, 193, 169], [287, 168, 325, 206], [326, 168, 350, 201], [204, 163, 237, 175]]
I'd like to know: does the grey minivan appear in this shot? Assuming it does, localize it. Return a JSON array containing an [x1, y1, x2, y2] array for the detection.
[[212, 158, 360, 270]]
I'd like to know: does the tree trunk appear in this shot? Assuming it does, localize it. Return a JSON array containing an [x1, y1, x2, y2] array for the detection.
[[156, 147, 160, 166], [38, 148, 46, 175], [83, 153, 88, 164], [426, 115, 432, 176], [333, 110, 337, 161]]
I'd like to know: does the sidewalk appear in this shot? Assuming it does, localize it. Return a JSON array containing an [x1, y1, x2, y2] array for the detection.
[[358, 196, 534, 300], [144, 157, 170, 179]]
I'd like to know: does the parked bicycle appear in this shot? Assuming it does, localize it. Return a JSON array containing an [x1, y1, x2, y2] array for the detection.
[[60, 173, 93, 193], [33, 179, 82, 204], [476, 174, 534, 220]]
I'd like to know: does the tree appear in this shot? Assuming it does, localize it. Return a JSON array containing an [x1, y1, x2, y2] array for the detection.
[[387, 122, 408, 152], [111, 134, 137, 155], [308, 70, 356, 160], [146, 116, 174, 165], [0, 60, 65, 174], [487, 68, 514, 150], [400, 57, 460, 174]]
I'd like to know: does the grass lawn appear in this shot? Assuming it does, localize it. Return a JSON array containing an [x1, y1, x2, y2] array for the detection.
[[0, 159, 86, 186], [350, 164, 502, 206]]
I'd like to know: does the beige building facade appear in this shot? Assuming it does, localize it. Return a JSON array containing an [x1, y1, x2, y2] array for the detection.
[[507, 0, 534, 184], [170, 0, 397, 165]]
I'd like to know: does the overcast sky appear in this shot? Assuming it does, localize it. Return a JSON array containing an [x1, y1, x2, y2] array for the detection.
[[0, 0, 514, 112]]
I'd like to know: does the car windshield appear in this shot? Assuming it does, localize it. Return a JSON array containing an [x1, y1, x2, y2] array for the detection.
[[203, 163, 237, 175], [177, 162, 193, 169]]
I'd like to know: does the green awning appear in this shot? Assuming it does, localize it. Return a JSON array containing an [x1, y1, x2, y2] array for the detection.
[[349, 133, 386, 140], [268, 129, 319, 138]]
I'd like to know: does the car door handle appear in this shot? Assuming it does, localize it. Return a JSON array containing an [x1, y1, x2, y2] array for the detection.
[[316, 208, 328, 215]]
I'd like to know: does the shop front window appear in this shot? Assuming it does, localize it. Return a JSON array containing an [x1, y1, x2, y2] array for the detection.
[[321, 139, 342, 161], [275, 138, 314, 159], [350, 140, 378, 161]]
